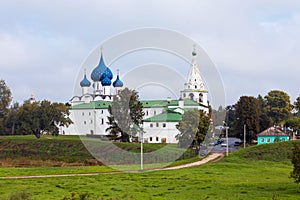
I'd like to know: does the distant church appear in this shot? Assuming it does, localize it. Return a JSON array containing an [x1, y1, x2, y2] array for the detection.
[[62, 48, 209, 143]]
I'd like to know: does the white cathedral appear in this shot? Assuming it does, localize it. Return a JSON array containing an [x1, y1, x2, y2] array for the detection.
[[62, 48, 209, 143]]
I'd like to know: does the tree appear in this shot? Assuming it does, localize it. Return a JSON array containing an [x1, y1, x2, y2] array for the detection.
[[106, 88, 144, 142], [211, 106, 226, 126], [0, 80, 12, 134], [294, 96, 300, 114], [39, 100, 72, 136], [4, 102, 20, 135], [285, 117, 300, 133], [290, 143, 300, 183], [234, 96, 260, 143], [257, 95, 272, 132], [224, 105, 235, 137], [16, 100, 72, 137], [17, 101, 40, 136], [265, 90, 293, 124], [176, 109, 210, 148]]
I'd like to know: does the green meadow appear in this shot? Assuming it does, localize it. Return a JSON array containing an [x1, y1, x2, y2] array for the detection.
[[0, 136, 299, 199]]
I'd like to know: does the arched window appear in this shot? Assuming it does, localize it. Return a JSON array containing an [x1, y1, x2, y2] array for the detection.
[[199, 93, 203, 103], [189, 93, 194, 100]]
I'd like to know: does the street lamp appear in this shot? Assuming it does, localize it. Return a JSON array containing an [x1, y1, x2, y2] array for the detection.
[[140, 125, 144, 171], [223, 121, 229, 157]]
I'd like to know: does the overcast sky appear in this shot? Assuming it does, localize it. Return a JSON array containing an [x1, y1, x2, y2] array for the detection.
[[1, 0, 299, 108]]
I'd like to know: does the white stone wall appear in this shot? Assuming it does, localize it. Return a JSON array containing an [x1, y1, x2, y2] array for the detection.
[[61, 108, 109, 135], [143, 121, 179, 144]]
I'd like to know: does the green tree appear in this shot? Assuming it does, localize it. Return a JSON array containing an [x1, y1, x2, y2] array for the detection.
[[16, 100, 72, 137], [211, 105, 226, 126], [290, 143, 300, 183], [285, 117, 300, 133], [4, 102, 20, 135], [17, 101, 40, 136], [257, 94, 272, 132], [106, 88, 144, 142], [39, 100, 72, 136], [294, 96, 300, 114], [176, 109, 210, 148], [265, 90, 293, 124], [234, 96, 260, 143], [0, 80, 12, 134]]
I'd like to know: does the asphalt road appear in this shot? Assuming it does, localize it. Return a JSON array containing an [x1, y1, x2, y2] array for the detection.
[[211, 137, 241, 153], [200, 137, 242, 155]]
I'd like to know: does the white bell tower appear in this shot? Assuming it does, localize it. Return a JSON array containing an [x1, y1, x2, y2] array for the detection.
[[181, 47, 208, 107]]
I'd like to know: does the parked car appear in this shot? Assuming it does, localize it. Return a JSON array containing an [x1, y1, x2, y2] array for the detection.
[[221, 143, 227, 147], [234, 141, 241, 146]]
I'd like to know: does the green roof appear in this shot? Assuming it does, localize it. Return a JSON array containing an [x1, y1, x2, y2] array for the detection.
[[70, 101, 112, 109], [70, 99, 207, 110], [143, 111, 182, 122], [141, 99, 205, 108], [141, 100, 169, 108]]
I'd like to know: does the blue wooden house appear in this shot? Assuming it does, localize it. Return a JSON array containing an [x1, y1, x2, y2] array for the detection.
[[257, 126, 289, 145]]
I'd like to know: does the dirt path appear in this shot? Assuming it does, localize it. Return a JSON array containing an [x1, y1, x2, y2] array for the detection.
[[0, 153, 224, 179], [160, 153, 224, 170]]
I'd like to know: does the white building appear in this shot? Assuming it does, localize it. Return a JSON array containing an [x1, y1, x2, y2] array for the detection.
[[62, 48, 209, 143]]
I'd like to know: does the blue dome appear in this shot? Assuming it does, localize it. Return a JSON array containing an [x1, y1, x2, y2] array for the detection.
[[101, 73, 111, 86], [100, 67, 113, 81], [113, 75, 123, 87], [91, 53, 107, 81], [80, 74, 91, 87]]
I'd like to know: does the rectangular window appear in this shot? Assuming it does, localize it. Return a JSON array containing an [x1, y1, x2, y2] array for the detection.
[[150, 124, 153, 128], [150, 137, 152, 142], [156, 137, 159, 142], [163, 123, 166, 128], [101, 118, 104, 125], [82, 112, 84, 116], [267, 138, 270, 143], [84, 121, 86, 125], [156, 123, 159, 127], [89, 112, 91, 116], [101, 110, 104, 114], [261, 138, 264, 143], [90, 120, 93, 124]]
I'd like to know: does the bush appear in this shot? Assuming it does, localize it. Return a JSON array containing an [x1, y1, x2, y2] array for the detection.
[[290, 142, 300, 183]]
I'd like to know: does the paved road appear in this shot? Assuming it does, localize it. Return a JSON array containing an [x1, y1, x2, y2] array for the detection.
[[211, 137, 241, 153]]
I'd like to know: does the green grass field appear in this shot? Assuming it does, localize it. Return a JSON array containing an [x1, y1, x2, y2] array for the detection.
[[0, 136, 299, 199]]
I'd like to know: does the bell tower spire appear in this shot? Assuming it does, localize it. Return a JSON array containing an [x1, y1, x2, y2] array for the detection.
[[180, 46, 208, 108]]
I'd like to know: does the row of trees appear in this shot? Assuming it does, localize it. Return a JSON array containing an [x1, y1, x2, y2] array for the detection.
[[0, 80, 72, 137], [216, 90, 300, 143]]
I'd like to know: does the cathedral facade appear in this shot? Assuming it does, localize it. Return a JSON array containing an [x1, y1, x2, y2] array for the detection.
[[62, 49, 209, 143]]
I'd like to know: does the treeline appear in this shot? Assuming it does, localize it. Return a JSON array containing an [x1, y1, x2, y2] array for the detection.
[[0, 79, 72, 137], [213, 90, 300, 143]]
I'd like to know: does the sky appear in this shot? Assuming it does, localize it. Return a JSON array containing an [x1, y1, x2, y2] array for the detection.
[[0, 0, 299, 108]]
